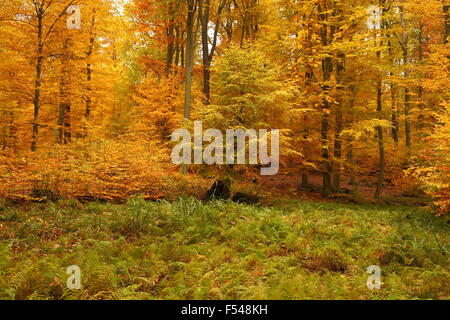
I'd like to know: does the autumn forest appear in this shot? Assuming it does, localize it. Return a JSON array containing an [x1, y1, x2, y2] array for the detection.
[[0, 0, 449, 301]]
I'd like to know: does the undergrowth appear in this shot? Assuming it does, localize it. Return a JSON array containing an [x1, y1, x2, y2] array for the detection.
[[0, 198, 448, 300]]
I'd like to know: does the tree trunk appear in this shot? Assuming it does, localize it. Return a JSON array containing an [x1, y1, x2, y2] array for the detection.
[[387, 34, 399, 143], [321, 97, 332, 196], [83, 15, 96, 137], [184, 0, 196, 121], [31, 11, 44, 152], [375, 76, 385, 198], [204, 179, 232, 200], [347, 85, 357, 191], [301, 172, 309, 188], [300, 20, 314, 190], [200, 0, 223, 104], [84, 55, 93, 135], [332, 53, 345, 193], [58, 38, 71, 144], [444, 4, 449, 43], [375, 6, 386, 198], [182, 0, 197, 174], [166, 3, 175, 76], [417, 23, 425, 130], [174, 26, 181, 67], [401, 7, 411, 148], [300, 113, 309, 188], [319, 4, 333, 196], [200, 0, 211, 103], [332, 103, 343, 193]]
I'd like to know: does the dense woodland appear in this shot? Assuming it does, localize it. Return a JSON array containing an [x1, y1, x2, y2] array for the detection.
[[0, 0, 449, 214]]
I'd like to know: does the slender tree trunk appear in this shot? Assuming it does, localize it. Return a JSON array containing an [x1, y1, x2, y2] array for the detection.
[[401, 7, 411, 148], [300, 21, 314, 189], [390, 86, 399, 142], [375, 7, 386, 198], [83, 15, 96, 137], [403, 62, 411, 148], [346, 85, 357, 191], [202, 63, 211, 103], [332, 103, 343, 193], [387, 35, 399, 143], [444, 4, 449, 43], [166, 3, 175, 76], [375, 74, 385, 198], [332, 53, 345, 193], [174, 26, 181, 67], [346, 141, 355, 185], [181, 40, 185, 67], [223, 2, 233, 42], [182, 0, 197, 174], [85, 64, 92, 119], [417, 23, 425, 130], [31, 11, 44, 152], [301, 172, 309, 188], [321, 95, 332, 196], [200, 0, 223, 104], [84, 49, 93, 134], [184, 0, 196, 120], [58, 38, 71, 144], [319, 4, 333, 196], [301, 112, 310, 188], [301, 112, 309, 188], [200, 0, 212, 103]]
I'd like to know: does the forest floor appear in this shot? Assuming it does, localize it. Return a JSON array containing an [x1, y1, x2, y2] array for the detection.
[[0, 197, 448, 300], [241, 173, 431, 208]]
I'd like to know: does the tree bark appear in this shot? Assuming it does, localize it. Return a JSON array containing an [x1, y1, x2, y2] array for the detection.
[[182, 0, 197, 174], [83, 15, 96, 137], [401, 7, 411, 148], [84, 38, 94, 133], [31, 8, 44, 152], [166, 2, 175, 76], [57, 37, 71, 144], [174, 25, 181, 67], [375, 5, 386, 198], [346, 85, 357, 191], [332, 53, 345, 193], [184, 0, 196, 121], [417, 23, 425, 130], [375, 75, 385, 198], [319, 3, 333, 196], [444, 4, 449, 43], [387, 33, 399, 143], [200, 0, 211, 103], [199, 0, 224, 104]]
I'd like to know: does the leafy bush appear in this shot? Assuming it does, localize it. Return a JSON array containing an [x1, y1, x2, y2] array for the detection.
[[0, 138, 207, 202]]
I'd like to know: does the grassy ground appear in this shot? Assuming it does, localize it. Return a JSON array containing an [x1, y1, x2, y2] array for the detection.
[[0, 197, 448, 300]]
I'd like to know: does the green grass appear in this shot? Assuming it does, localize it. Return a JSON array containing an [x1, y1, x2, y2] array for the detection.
[[0, 197, 448, 300]]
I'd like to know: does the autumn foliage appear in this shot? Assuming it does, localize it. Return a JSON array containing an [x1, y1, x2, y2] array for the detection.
[[0, 0, 448, 214]]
